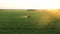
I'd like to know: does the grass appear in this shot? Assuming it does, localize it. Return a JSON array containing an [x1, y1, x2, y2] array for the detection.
[[0, 9, 59, 34]]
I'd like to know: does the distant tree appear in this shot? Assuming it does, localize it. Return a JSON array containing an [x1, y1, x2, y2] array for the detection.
[[0, 9, 4, 11], [27, 9, 36, 11]]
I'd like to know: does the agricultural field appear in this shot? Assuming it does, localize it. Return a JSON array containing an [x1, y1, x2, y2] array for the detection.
[[0, 9, 60, 34]]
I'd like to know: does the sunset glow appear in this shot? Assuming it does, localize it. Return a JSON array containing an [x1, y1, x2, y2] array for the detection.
[[0, 0, 60, 9]]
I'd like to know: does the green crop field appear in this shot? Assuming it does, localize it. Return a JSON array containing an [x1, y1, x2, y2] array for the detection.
[[0, 9, 60, 34]]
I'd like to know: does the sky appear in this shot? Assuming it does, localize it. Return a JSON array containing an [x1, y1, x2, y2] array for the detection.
[[0, 0, 60, 9]]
